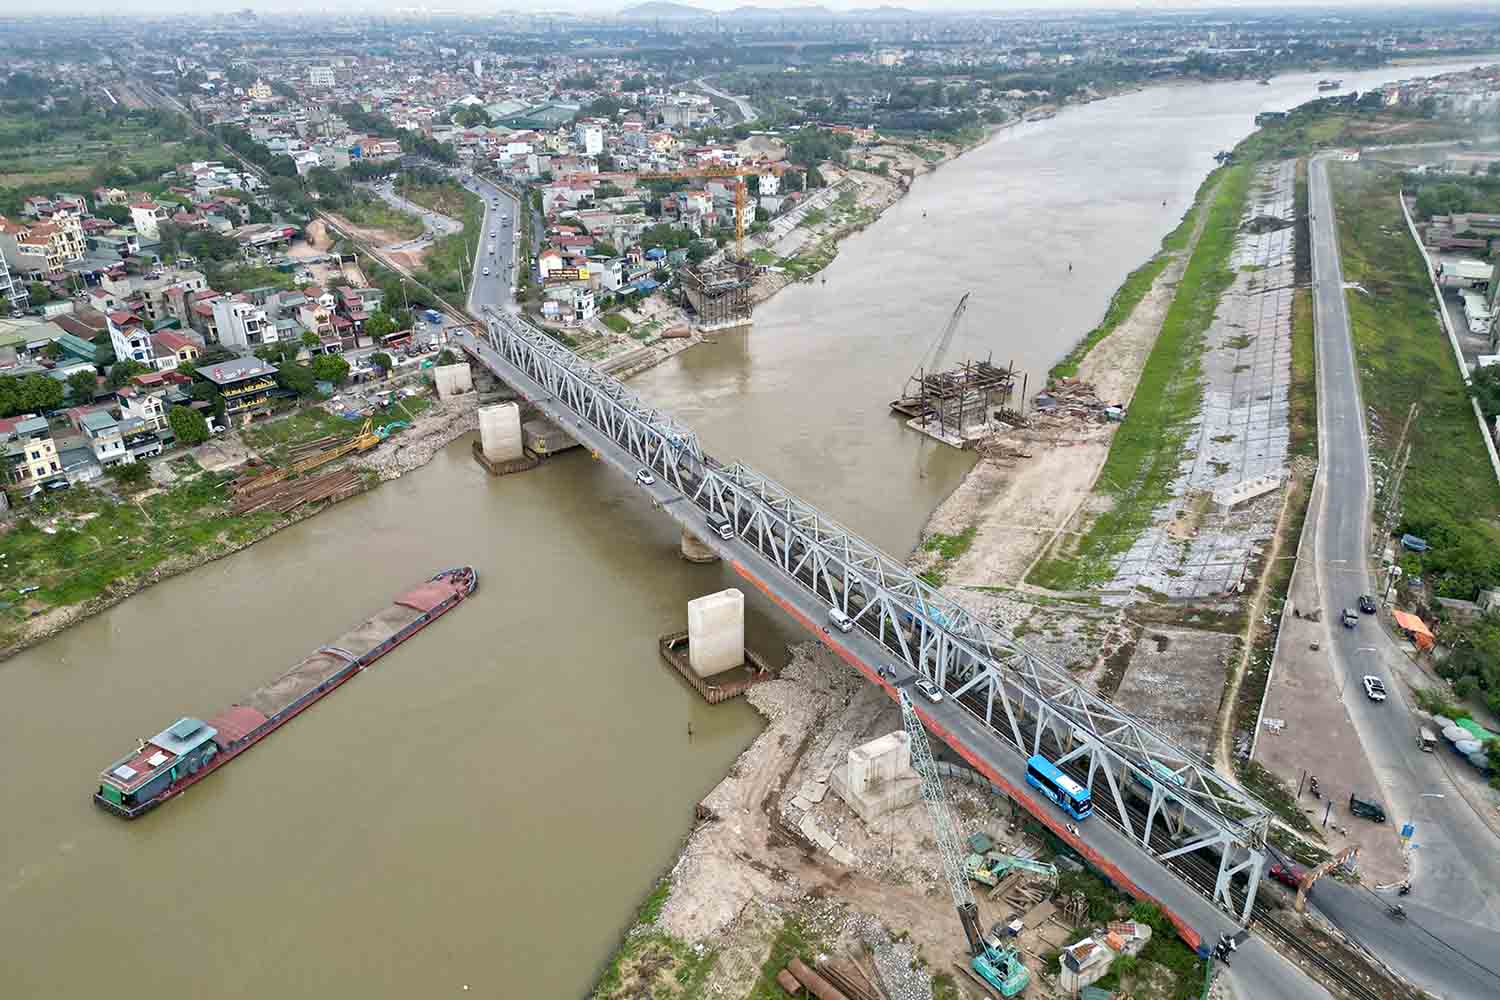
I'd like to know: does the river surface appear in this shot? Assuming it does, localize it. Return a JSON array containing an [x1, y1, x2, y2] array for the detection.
[[0, 60, 1486, 999]]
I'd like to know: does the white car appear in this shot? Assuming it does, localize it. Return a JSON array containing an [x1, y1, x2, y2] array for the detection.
[[482, 266, 490, 276], [915, 679, 944, 704], [1362, 676, 1387, 702], [635, 468, 656, 487]]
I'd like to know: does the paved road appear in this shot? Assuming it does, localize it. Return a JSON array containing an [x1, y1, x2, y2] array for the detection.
[[457, 173, 519, 312], [696, 76, 756, 124], [455, 319, 1331, 1000], [1306, 153, 1500, 997]]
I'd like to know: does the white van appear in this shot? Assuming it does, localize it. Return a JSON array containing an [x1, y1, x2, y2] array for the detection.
[[828, 608, 854, 633]]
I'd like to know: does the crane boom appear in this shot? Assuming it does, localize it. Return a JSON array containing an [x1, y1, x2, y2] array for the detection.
[[913, 291, 970, 382], [900, 689, 985, 955]]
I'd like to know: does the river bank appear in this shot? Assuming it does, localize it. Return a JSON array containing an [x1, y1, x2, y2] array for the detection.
[[0, 392, 479, 663]]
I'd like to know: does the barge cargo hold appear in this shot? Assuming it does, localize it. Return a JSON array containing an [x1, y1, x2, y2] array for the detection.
[[94, 566, 477, 819]]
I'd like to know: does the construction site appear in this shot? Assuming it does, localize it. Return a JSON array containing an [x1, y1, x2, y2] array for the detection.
[[595, 640, 1397, 1000], [681, 258, 758, 332], [889, 294, 1023, 448]]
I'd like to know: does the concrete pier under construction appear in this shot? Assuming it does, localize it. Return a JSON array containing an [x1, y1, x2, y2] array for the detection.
[[681, 260, 755, 331]]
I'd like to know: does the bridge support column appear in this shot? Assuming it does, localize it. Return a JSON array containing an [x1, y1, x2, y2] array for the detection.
[[687, 588, 744, 677], [478, 402, 523, 462], [681, 528, 720, 564], [472, 401, 537, 475]]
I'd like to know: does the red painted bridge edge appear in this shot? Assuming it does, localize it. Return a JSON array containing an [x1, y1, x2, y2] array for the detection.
[[731, 560, 1204, 952]]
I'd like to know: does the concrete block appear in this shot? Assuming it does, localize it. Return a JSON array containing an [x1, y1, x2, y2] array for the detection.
[[433, 362, 473, 401], [687, 588, 744, 677], [521, 417, 578, 457], [830, 731, 922, 826], [477, 402, 523, 463]]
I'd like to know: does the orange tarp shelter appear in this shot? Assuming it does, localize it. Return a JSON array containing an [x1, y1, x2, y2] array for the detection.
[[1391, 610, 1435, 650]]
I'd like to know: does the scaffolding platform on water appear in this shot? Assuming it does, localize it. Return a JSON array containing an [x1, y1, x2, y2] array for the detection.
[[890, 357, 1022, 448], [681, 259, 756, 332], [658, 630, 772, 704]]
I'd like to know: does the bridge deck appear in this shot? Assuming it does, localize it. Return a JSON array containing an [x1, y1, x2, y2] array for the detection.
[[453, 325, 1329, 999]]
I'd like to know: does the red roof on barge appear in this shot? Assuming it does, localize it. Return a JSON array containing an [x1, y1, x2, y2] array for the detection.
[[205, 705, 269, 746], [396, 580, 463, 612]]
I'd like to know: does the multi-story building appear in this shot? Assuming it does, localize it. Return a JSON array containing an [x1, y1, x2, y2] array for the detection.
[[194, 356, 277, 425], [80, 410, 130, 468], [247, 79, 274, 102], [0, 212, 85, 279], [107, 310, 153, 367], [130, 201, 169, 242], [0, 250, 28, 311], [308, 65, 335, 88], [1, 416, 64, 490], [211, 297, 274, 349], [576, 123, 604, 157]]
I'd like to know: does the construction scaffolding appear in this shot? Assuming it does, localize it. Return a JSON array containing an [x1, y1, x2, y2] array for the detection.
[[891, 356, 1019, 446], [681, 259, 755, 331]]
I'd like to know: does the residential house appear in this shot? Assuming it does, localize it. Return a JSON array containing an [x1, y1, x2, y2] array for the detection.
[[0, 250, 29, 311], [211, 297, 275, 350], [80, 409, 130, 467], [0, 212, 86, 279], [297, 288, 337, 339], [130, 202, 169, 242], [1, 415, 64, 490], [151, 330, 201, 368], [107, 310, 154, 367]]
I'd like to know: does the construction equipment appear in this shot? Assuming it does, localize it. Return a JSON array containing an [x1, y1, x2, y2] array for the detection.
[[1295, 844, 1359, 913], [375, 420, 410, 440], [966, 850, 1059, 888], [901, 690, 1030, 998], [911, 292, 970, 388], [634, 167, 756, 258]]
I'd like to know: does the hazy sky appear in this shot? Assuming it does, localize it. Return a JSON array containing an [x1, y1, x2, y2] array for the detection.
[[12, 1, 1450, 18]]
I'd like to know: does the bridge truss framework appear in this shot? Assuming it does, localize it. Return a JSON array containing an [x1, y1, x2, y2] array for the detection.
[[469, 306, 1271, 922]]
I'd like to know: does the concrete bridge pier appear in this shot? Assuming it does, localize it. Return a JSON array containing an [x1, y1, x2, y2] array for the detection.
[[681, 528, 720, 563], [687, 588, 744, 677], [473, 401, 537, 475]]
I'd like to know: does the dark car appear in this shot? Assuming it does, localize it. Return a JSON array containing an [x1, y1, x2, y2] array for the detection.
[[1358, 595, 1377, 614], [1349, 793, 1387, 823], [1269, 862, 1308, 891]]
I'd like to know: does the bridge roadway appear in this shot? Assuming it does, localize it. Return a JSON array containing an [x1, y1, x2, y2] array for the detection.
[[452, 322, 1329, 998]]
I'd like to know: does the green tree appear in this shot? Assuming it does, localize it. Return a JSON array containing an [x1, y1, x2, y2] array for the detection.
[[310, 354, 350, 385], [167, 404, 210, 446], [436, 349, 458, 366], [370, 351, 394, 374], [107, 359, 150, 389], [275, 360, 316, 396], [364, 311, 397, 341], [27, 281, 53, 306], [66, 369, 98, 401], [1469, 364, 1500, 419], [107, 460, 150, 489], [0, 373, 65, 417], [301, 330, 321, 350]]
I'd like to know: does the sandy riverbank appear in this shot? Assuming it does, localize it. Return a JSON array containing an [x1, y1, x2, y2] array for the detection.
[[912, 177, 1214, 590]]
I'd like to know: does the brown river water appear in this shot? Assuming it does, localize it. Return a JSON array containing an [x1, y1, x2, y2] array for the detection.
[[0, 62, 1484, 999]]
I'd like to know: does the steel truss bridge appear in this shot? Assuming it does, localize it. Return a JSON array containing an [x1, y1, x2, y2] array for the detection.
[[461, 305, 1273, 922]]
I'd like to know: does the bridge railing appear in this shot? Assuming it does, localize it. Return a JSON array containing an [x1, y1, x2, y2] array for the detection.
[[469, 308, 1272, 923]]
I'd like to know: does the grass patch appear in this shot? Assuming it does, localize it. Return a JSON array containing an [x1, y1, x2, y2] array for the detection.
[[744, 915, 829, 1000], [340, 195, 424, 239], [0, 472, 279, 630], [212, 264, 297, 295], [412, 183, 485, 303], [601, 312, 630, 334], [1289, 289, 1318, 458], [1031, 165, 1251, 589], [590, 877, 718, 1000], [799, 207, 828, 228], [923, 525, 978, 561], [243, 407, 352, 459], [748, 248, 777, 266], [1331, 163, 1500, 597]]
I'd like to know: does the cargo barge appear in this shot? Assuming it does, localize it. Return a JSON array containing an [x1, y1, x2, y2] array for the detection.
[[94, 566, 477, 819]]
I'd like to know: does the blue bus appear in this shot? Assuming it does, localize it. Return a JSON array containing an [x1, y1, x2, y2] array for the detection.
[[1026, 754, 1093, 821]]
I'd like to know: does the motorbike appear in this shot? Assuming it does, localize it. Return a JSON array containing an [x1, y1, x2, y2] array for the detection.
[[1387, 904, 1407, 920], [1309, 776, 1321, 799]]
